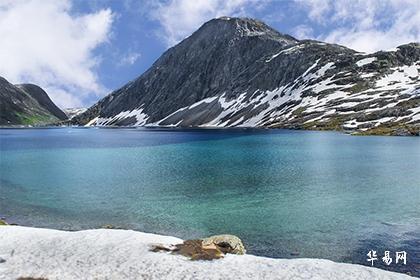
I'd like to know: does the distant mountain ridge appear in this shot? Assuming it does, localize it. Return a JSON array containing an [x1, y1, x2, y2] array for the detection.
[[72, 17, 420, 135], [0, 77, 67, 126], [63, 108, 87, 120]]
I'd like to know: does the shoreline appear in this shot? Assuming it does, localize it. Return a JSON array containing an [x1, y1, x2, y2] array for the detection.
[[0, 225, 415, 280], [0, 125, 418, 137]]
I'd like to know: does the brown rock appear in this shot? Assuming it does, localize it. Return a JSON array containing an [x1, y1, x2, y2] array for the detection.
[[150, 234, 246, 260], [174, 239, 224, 260], [150, 239, 224, 260], [202, 234, 246, 255]]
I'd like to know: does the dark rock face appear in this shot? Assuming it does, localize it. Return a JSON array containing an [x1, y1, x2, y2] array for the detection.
[[0, 77, 67, 126], [73, 17, 420, 135]]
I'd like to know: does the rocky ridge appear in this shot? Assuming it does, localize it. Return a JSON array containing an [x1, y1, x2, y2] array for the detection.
[[0, 77, 67, 126]]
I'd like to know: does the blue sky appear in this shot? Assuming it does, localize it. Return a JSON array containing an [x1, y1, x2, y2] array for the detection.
[[0, 0, 419, 109]]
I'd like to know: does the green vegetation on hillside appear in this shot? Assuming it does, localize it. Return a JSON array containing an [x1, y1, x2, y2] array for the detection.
[[15, 112, 58, 126]]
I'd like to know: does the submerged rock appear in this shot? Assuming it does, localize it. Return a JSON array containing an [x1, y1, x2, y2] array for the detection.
[[102, 224, 115, 229], [202, 234, 246, 255]]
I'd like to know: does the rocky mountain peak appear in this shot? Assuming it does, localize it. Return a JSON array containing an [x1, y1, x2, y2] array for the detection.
[[194, 16, 298, 46], [73, 17, 420, 136]]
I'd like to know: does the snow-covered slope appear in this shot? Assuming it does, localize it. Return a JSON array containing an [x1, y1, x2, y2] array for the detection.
[[0, 226, 414, 280], [72, 17, 420, 136]]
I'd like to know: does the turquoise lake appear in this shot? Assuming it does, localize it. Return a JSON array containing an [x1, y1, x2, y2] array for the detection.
[[0, 128, 419, 275]]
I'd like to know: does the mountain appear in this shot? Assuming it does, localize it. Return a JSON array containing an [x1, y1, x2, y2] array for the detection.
[[73, 17, 420, 136], [0, 77, 67, 126], [63, 108, 87, 120]]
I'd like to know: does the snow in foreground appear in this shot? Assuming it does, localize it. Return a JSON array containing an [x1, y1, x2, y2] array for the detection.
[[0, 226, 414, 280]]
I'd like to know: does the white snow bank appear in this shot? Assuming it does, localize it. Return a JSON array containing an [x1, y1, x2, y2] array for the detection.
[[0, 226, 414, 280]]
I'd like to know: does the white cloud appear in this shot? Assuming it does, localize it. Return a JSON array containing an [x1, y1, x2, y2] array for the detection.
[[294, 0, 420, 53], [151, 0, 263, 46], [294, 0, 330, 23], [0, 0, 114, 108], [151, 0, 419, 52], [118, 51, 141, 66], [293, 25, 314, 40]]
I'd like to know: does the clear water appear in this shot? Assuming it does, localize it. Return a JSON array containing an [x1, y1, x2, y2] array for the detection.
[[1, 128, 419, 275]]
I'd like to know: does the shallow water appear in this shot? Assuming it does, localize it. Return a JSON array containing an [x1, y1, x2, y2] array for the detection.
[[0, 128, 419, 275]]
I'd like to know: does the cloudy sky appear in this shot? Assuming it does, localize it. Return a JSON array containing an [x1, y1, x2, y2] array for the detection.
[[0, 0, 419, 109]]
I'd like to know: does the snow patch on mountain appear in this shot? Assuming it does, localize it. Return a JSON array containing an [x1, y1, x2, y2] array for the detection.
[[356, 57, 377, 67], [266, 44, 306, 62], [96, 108, 148, 126], [374, 64, 419, 91]]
